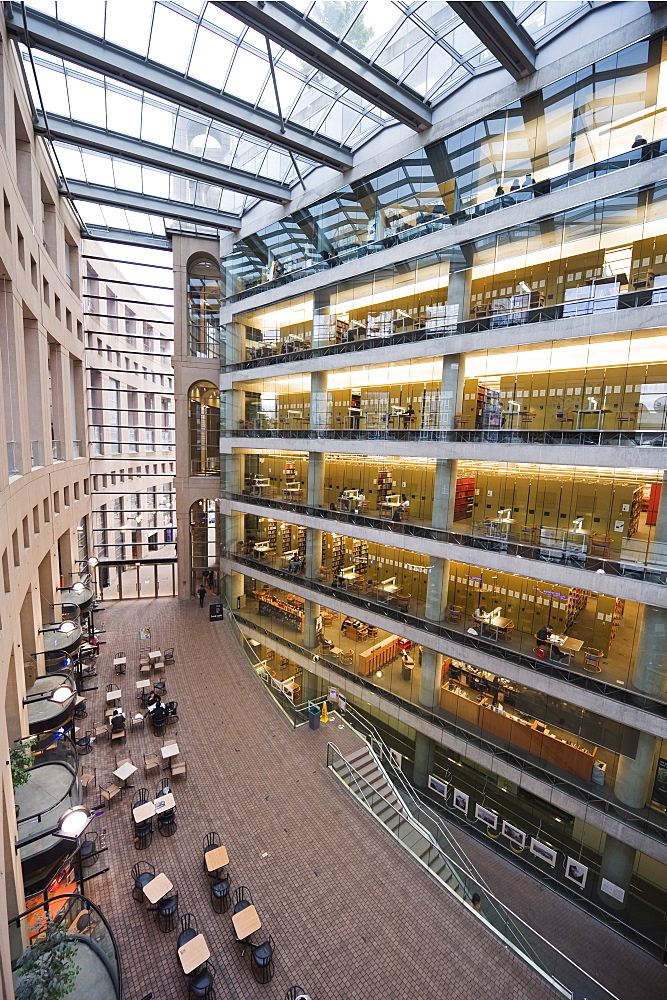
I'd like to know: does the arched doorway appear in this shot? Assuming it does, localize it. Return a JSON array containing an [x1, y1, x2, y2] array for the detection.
[[187, 255, 221, 358], [189, 499, 221, 594], [188, 381, 220, 476]]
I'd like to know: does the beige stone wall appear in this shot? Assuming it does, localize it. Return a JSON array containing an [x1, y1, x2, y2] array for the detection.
[[0, 25, 89, 993]]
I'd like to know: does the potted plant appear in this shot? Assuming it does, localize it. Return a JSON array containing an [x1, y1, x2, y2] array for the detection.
[[9, 741, 34, 788], [14, 918, 81, 1000]]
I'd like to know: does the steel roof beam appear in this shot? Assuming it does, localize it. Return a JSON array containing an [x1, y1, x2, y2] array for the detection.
[[81, 225, 173, 250], [62, 180, 240, 230], [37, 112, 290, 204], [218, 1, 432, 131], [7, 4, 352, 170], [449, 2, 536, 80]]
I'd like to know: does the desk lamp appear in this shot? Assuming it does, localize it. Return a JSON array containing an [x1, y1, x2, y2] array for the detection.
[[572, 517, 584, 533]]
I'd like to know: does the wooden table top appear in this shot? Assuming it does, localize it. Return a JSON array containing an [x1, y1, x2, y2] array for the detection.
[[232, 904, 261, 939], [133, 801, 156, 823], [205, 845, 229, 871], [161, 743, 180, 759], [488, 616, 513, 629], [113, 761, 137, 782], [143, 872, 172, 904], [149, 650, 162, 660], [106, 689, 122, 701], [154, 792, 175, 814], [113, 657, 126, 665], [136, 679, 151, 689], [178, 933, 210, 975]]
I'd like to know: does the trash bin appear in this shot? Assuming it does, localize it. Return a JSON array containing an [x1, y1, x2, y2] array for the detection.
[[308, 705, 321, 730]]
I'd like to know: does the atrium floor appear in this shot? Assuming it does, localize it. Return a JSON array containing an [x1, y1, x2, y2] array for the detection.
[[79, 596, 665, 1000]]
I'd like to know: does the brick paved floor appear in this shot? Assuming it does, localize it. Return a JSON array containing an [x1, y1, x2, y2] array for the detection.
[[78, 596, 639, 1000]]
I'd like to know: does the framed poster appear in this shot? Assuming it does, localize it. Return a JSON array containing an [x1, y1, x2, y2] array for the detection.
[[338, 693, 346, 713], [453, 789, 469, 815], [501, 821, 526, 849], [427, 775, 448, 800], [565, 857, 588, 889], [139, 628, 151, 642], [651, 757, 667, 808], [530, 838, 557, 867], [474, 804, 498, 830]]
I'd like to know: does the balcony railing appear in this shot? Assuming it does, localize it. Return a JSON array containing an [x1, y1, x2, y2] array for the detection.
[[52, 439, 63, 461], [30, 440, 41, 467], [222, 426, 667, 451], [223, 288, 665, 373], [232, 607, 667, 851], [224, 551, 667, 721], [9, 893, 122, 999], [222, 489, 667, 586], [225, 139, 667, 310], [72, 439, 82, 458], [7, 440, 20, 475]]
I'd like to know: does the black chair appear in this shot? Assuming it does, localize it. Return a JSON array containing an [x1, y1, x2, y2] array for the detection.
[[165, 701, 178, 724], [79, 831, 100, 869], [210, 875, 230, 913], [202, 831, 220, 874], [164, 647, 175, 666], [285, 988, 309, 1000], [152, 711, 167, 737], [74, 698, 87, 719], [157, 889, 178, 932], [158, 809, 177, 838], [188, 960, 215, 999], [251, 936, 275, 984], [132, 788, 150, 810], [233, 886, 254, 952], [75, 731, 93, 755], [134, 818, 153, 850], [177, 913, 198, 950], [131, 861, 155, 902], [154, 680, 167, 698]]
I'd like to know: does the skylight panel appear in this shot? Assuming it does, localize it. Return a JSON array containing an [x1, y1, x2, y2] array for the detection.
[[188, 27, 237, 90]]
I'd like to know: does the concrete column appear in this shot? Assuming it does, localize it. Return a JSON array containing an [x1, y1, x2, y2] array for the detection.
[[597, 835, 636, 911], [303, 528, 322, 648], [413, 732, 434, 787], [307, 452, 325, 508], [300, 666, 319, 704], [447, 247, 472, 323], [415, 353, 464, 778], [309, 369, 329, 431], [629, 603, 667, 700], [225, 570, 244, 610], [613, 731, 659, 810]]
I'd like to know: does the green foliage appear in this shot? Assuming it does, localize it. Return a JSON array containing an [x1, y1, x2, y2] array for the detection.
[[9, 742, 34, 788], [14, 918, 81, 1000], [315, 1, 373, 49]]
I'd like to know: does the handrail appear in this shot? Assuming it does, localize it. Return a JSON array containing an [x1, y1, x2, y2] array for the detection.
[[16, 735, 79, 825], [224, 139, 667, 311], [8, 892, 122, 998], [220, 489, 667, 586], [327, 742, 620, 1000], [226, 552, 667, 721], [340, 704, 488, 888], [232, 611, 667, 845]]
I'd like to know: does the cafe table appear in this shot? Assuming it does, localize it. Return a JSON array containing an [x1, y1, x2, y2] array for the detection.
[[161, 742, 180, 760], [133, 801, 156, 823], [232, 904, 262, 940], [205, 845, 229, 872], [178, 933, 210, 975], [149, 650, 162, 663], [113, 761, 138, 788], [154, 792, 175, 815], [106, 688, 122, 703], [136, 678, 151, 689], [143, 872, 172, 905]]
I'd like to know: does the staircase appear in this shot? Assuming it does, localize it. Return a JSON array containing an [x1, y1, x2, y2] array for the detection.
[[329, 743, 468, 901]]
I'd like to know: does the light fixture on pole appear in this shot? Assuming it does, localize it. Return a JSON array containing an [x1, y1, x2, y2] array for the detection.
[[15, 805, 93, 851], [23, 685, 73, 706]]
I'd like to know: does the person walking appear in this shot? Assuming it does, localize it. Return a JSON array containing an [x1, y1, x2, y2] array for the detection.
[[197, 584, 207, 608]]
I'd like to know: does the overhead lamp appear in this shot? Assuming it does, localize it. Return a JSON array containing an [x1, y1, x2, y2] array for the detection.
[[15, 805, 92, 851], [58, 621, 78, 635], [71, 582, 86, 593], [87, 557, 99, 569], [23, 685, 73, 706]]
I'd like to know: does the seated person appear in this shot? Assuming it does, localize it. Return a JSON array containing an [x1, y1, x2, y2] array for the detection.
[[146, 692, 161, 712], [536, 624, 565, 660], [110, 710, 125, 733], [152, 705, 167, 726], [472, 604, 489, 632]]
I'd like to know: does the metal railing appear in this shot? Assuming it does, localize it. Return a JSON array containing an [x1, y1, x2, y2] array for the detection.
[[222, 425, 667, 449], [231, 609, 667, 846], [15, 735, 79, 825], [8, 892, 122, 998], [221, 489, 667, 586], [225, 552, 667, 721], [327, 742, 619, 1000], [225, 140, 667, 311]]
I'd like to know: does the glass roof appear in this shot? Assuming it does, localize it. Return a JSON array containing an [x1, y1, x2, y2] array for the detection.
[[21, 0, 597, 233]]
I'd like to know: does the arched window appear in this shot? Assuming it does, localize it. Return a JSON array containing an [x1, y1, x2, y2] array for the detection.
[[188, 381, 220, 476], [187, 256, 221, 358], [189, 499, 220, 592]]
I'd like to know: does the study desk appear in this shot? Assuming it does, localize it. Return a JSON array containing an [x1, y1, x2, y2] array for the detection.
[[483, 616, 513, 641], [547, 634, 584, 663], [575, 408, 611, 429]]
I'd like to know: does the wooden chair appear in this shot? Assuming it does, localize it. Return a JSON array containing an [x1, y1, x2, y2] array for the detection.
[[393, 593, 411, 613], [100, 782, 121, 807], [590, 535, 611, 557], [79, 766, 96, 796], [338, 650, 354, 666], [130, 712, 145, 731], [584, 648, 604, 672], [446, 605, 462, 622], [170, 758, 187, 779], [144, 751, 160, 776], [92, 721, 108, 740]]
